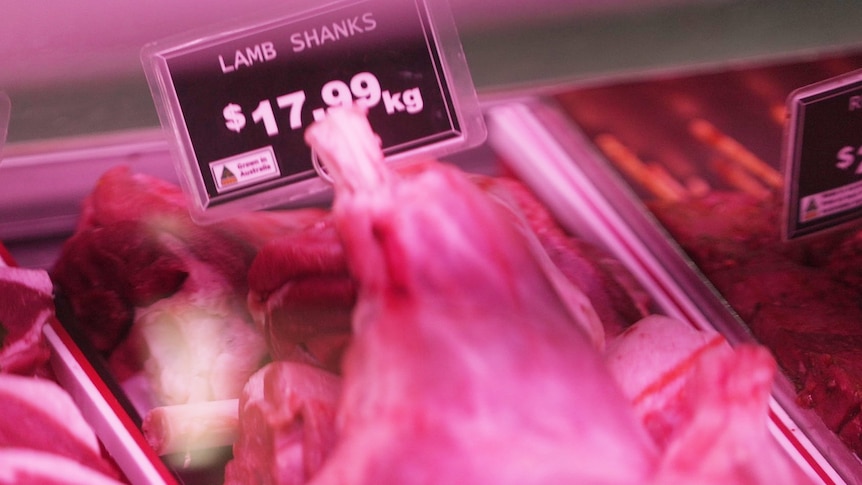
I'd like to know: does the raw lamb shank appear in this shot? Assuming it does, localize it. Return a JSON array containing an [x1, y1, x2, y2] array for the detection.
[[245, 173, 650, 375], [267, 106, 813, 485], [302, 107, 659, 484]]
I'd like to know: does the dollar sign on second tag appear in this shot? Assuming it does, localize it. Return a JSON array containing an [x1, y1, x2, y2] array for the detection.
[[223, 103, 246, 133]]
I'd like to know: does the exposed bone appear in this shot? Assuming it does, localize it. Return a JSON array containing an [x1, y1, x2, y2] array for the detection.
[[142, 399, 238, 456]]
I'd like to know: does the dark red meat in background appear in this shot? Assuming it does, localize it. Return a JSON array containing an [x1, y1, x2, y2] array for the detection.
[[555, 51, 862, 458]]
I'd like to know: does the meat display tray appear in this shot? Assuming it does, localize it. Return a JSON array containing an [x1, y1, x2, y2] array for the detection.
[[0, 241, 176, 484], [493, 50, 862, 483], [0, 96, 842, 483]]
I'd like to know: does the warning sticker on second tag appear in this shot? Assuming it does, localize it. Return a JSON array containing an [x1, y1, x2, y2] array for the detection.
[[799, 178, 862, 223], [211, 146, 280, 193]]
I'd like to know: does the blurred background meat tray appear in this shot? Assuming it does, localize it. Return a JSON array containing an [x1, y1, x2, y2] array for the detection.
[[532, 48, 862, 482]]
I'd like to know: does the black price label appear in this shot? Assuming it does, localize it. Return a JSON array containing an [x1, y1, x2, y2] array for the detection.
[[783, 69, 862, 239], [144, 0, 483, 220]]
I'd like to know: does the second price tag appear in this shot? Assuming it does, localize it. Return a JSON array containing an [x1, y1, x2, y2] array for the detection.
[[783, 68, 862, 239]]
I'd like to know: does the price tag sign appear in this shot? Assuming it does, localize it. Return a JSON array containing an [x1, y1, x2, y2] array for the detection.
[[143, 0, 485, 221], [783, 68, 862, 240]]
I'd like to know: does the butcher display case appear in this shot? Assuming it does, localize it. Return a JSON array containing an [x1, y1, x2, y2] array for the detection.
[[5, 1, 862, 484], [0, 100, 853, 484]]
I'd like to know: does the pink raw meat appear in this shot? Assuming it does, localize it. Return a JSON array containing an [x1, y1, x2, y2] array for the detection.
[[0, 266, 53, 376], [0, 261, 122, 480], [52, 166, 329, 355], [604, 315, 732, 449], [302, 107, 659, 484], [225, 361, 341, 485], [246, 172, 650, 372], [473, 174, 651, 337], [606, 314, 813, 483], [654, 344, 813, 484], [247, 217, 355, 372], [0, 448, 124, 485]]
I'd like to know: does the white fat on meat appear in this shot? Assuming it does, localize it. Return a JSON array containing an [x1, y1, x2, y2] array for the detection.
[[133, 235, 267, 407], [0, 374, 99, 456], [224, 361, 341, 485], [606, 315, 815, 484], [604, 314, 731, 445], [0, 374, 122, 480], [302, 106, 658, 484]]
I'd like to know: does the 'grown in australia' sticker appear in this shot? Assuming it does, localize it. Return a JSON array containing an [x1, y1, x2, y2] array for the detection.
[[211, 146, 280, 193]]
